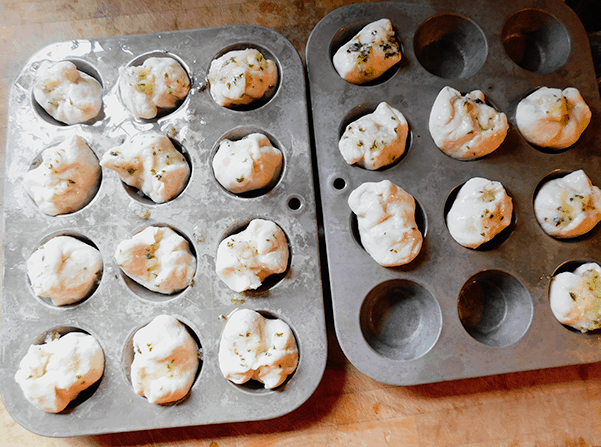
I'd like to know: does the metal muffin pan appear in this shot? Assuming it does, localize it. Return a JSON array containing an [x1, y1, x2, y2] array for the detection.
[[306, 0, 601, 385], [0, 25, 326, 436]]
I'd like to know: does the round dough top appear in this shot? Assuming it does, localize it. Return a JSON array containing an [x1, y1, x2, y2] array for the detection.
[[33, 60, 102, 124], [218, 308, 298, 389], [100, 131, 190, 203], [14, 332, 104, 413], [208, 48, 278, 107], [348, 179, 423, 267], [215, 219, 289, 292], [333, 18, 402, 85], [212, 133, 283, 194], [115, 226, 196, 294], [27, 235, 103, 306], [131, 315, 199, 404], [446, 177, 513, 249], [23, 135, 101, 216], [119, 57, 190, 119], [550, 262, 601, 333], [429, 86, 508, 160], [534, 169, 601, 238], [339, 101, 408, 170], [516, 86, 591, 149]]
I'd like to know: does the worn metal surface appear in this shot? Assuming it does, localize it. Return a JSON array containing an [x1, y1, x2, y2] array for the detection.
[[0, 25, 326, 436], [306, 0, 601, 385]]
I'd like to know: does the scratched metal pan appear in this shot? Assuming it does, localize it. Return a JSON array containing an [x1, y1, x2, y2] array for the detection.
[[0, 25, 326, 436], [306, 0, 601, 385]]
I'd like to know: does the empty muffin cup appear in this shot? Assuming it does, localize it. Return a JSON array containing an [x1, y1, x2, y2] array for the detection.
[[458, 270, 533, 347], [502, 9, 571, 73], [414, 14, 487, 79], [360, 279, 442, 360]]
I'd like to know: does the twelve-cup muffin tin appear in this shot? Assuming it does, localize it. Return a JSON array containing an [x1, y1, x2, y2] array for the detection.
[[306, 0, 601, 385], [0, 25, 326, 436]]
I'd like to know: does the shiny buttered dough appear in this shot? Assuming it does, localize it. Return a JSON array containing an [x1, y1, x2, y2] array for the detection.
[[115, 226, 196, 294], [516, 87, 591, 149], [333, 18, 402, 84], [339, 102, 408, 170], [550, 263, 601, 333], [15, 332, 104, 413], [208, 48, 278, 107], [118, 57, 190, 119], [131, 315, 199, 404], [534, 170, 601, 238], [101, 132, 190, 203], [348, 180, 423, 267], [219, 309, 298, 389], [33, 60, 102, 124], [446, 177, 513, 249], [429, 87, 508, 160], [27, 236, 102, 306], [212, 133, 282, 194], [23, 135, 101, 216], [216, 219, 289, 292]]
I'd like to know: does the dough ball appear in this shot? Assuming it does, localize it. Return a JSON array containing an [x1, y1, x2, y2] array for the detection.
[[15, 332, 104, 413], [131, 315, 199, 404], [534, 170, 601, 238], [33, 60, 102, 124], [115, 226, 196, 294], [23, 135, 101, 216], [208, 48, 277, 107], [516, 86, 591, 149], [339, 102, 408, 170], [219, 309, 298, 389], [348, 180, 423, 267], [216, 219, 288, 292], [446, 177, 513, 248], [333, 18, 402, 84], [27, 236, 102, 306], [550, 263, 601, 332], [212, 133, 282, 194], [119, 57, 190, 119], [101, 132, 190, 204], [428, 86, 508, 160]]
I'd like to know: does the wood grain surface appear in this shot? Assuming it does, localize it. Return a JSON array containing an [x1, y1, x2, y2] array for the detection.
[[1, 1, 601, 446]]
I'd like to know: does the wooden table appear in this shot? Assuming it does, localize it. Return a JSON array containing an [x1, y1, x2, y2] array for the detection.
[[1, 1, 600, 445]]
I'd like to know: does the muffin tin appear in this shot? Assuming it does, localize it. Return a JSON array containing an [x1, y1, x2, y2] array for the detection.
[[306, 0, 601, 385], [0, 25, 326, 436]]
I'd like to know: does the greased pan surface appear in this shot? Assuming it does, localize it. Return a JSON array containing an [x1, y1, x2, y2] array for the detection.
[[1, 25, 326, 436], [306, 0, 601, 385]]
